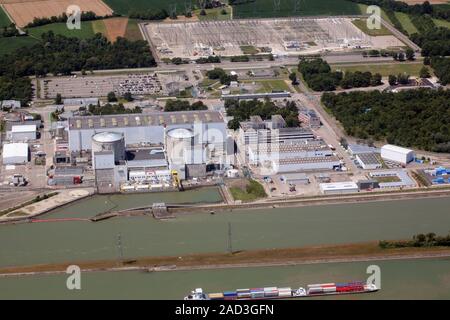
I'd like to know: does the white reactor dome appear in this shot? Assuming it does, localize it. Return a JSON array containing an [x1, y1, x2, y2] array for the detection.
[[92, 131, 124, 143], [167, 128, 194, 139]]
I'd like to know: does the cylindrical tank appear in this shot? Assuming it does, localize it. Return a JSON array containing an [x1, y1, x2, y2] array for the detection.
[[166, 128, 194, 165], [92, 131, 125, 162]]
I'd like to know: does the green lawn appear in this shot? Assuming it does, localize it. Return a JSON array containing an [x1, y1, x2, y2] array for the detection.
[[352, 19, 392, 36], [331, 63, 431, 77], [104, 0, 187, 15], [245, 79, 291, 93], [433, 18, 450, 29], [0, 36, 40, 55], [240, 45, 259, 54], [195, 6, 231, 21], [92, 19, 107, 36], [230, 179, 267, 202], [232, 0, 360, 18], [27, 21, 95, 40], [394, 12, 418, 35], [0, 6, 11, 28]]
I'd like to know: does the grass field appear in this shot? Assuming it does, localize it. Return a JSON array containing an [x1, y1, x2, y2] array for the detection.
[[433, 18, 450, 29], [248, 79, 291, 93], [331, 63, 431, 77], [27, 22, 95, 40], [394, 12, 419, 35], [0, 5, 11, 28], [232, 0, 361, 18], [104, 0, 187, 15], [194, 6, 231, 21], [92, 19, 107, 36], [352, 19, 392, 36], [0, 36, 39, 55]]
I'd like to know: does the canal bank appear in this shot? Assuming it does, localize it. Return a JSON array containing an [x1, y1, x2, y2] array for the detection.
[[1, 258, 449, 299]]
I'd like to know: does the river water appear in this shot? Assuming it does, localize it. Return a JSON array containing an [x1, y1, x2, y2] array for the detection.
[[1, 191, 450, 268], [1, 189, 450, 299], [1, 258, 449, 299]]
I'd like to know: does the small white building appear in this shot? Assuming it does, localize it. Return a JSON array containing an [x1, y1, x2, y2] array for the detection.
[[381, 144, 415, 165], [10, 124, 37, 142], [1, 100, 21, 110], [3, 143, 29, 164], [319, 181, 359, 195]]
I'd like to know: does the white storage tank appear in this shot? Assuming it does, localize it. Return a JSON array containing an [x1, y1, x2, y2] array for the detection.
[[92, 132, 125, 162], [166, 128, 194, 165]]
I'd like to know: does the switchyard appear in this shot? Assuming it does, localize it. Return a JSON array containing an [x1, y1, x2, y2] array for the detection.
[[144, 17, 404, 60]]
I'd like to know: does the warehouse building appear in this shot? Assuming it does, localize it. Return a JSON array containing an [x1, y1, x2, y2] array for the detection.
[[319, 181, 359, 195], [381, 144, 415, 165], [2, 143, 29, 164], [357, 179, 380, 190], [369, 170, 416, 188], [355, 153, 382, 170], [347, 144, 380, 156], [298, 108, 321, 128], [271, 156, 341, 173], [8, 124, 37, 142]]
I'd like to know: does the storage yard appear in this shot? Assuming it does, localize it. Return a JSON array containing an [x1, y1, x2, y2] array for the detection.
[[144, 17, 405, 60], [0, 0, 113, 27]]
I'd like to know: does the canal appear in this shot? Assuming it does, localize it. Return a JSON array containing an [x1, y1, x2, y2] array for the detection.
[[1, 258, 449, 299], [1, 189, 450, 268]]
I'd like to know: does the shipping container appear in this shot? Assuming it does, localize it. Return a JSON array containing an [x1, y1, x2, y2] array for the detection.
[[208, 293, 224, 300]]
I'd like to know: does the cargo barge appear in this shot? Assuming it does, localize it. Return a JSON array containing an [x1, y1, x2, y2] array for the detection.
[[184, 282, 378, 300]]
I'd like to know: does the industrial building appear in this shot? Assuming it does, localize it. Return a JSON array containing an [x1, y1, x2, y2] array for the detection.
[[67, 111, 227, 159], [298, 108, 321, 128], [319, 182, 359, 195], [1, 100, 21, 110], [2, 143, 29, 164], [64, 98, 99, 107], [347, 144, 380, 156], [357, 179, 380, 190], [8, 124, 37, 142], [381, 144, 415, 165], [369, 170, 416, 189], [355, 153, 382, 170], [271, 156, 341, 173]]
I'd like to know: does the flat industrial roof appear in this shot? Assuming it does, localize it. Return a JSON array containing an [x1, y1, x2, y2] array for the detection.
[[356, 153, 381, 165], [11, 124, 37, 133], [68, 111, 224, 130], [3, 143, 28, 158], [320, 182, 358, 191]]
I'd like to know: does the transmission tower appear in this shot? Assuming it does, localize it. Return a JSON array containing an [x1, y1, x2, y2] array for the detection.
[[116, 233, 124, 264], [227, 222, 233, 254]]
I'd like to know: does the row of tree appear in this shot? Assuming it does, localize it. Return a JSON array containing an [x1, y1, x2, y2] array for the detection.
[[321, 89, 450, 152], [298, 59, 383, 91], [164, 100, 207, 112], [226, 99, 299, 130], [86, 103, 142, 115], [25, 11, 112, 28], [1, 24, 20, 38], [379, 231, 450, 249]]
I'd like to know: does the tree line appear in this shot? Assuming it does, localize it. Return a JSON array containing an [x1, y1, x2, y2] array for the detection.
[[25, 11, 114, 28], [164, 100, 207, 112], [226, 99, 299, 130], [379, 231, 450, 249], [298, 58, 382, 91], [321, 89, 450, 152], [206, 68, 238, 85], [86, 103, 142, 115]]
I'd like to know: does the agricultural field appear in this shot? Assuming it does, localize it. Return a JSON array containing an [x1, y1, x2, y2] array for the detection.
[[194, 6, 231, 21], [331, 62, 432, 77], [27, 21, 95, 40], [394, 12, 419, 35], [104, 0, 187, 15], [231, 0, 361, 19], [0, 5, 11, 27], [352, 18, 392, 36], [1, 0, 113, 27], [124, 19, 143, 41], [0, 36, 39, 55]]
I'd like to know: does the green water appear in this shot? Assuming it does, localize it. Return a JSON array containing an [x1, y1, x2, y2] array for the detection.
[[1, 258, 449, 299], [1, 195, 450, 268]]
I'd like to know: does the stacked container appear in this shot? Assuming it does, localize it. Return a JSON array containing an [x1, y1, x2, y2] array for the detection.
[[307, 283, 337, 295], [278, 288, 292, 298], [263, 287, 279, 298], [236, 289, 252, 299], [250, 288, 265, 299], [223, 291, 237, 300], [208, 293, 224, 300]]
